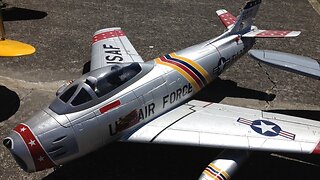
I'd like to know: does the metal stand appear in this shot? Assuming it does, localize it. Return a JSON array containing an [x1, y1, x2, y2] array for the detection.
[[0, 1, 36, 56], [0, 7, 6, 40]]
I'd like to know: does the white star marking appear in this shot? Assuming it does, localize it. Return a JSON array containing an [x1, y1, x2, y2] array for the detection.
[[28, 139, 36, 146], [20, 127, 26, 132], [218, 59, 226, 73], [253, 121, 277, 134], [38, 156, 44, 162]]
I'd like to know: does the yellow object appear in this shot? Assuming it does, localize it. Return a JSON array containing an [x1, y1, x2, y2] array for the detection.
[[0, 39, 36, 57]]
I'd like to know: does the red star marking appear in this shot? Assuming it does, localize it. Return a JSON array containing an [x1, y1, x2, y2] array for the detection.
[[13, 123, 56, 171]]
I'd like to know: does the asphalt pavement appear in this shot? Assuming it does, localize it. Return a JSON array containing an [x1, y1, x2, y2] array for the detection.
[[0, 0, 319, 179]]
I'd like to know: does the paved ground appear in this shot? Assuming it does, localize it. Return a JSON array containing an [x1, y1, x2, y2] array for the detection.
[[0, 0, 319, 179]]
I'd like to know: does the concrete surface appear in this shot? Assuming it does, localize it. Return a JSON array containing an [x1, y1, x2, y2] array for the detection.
[[0, 0, 319, 179]]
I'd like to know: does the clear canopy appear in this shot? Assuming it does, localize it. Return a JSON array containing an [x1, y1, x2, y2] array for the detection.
[[58, 63, 142, 106], [50, 62, 153, 115]]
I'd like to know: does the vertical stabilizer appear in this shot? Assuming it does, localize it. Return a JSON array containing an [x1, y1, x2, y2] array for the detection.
[[229, 0, 261, 35]]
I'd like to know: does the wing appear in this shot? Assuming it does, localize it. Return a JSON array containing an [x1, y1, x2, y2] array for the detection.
[[90, 27, 144, 71], [249, 49, 320, 80], [126, 100, 320, 154], [242, 30, 300, 38], [216, 9, 237, 29]]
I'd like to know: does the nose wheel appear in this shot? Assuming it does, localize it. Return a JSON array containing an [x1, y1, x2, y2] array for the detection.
[[0, 2, 36, 57]]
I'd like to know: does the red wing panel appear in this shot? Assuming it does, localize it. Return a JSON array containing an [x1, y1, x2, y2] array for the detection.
[[243, 30, 301, 38], [216, 9, 237, 29], [256, 30, 291, 37], [92, 30, 125, 44]]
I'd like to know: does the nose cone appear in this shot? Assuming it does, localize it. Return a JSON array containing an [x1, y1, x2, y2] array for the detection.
[[4, 123, 56, 172], [3, 109, 61, 172], [4, 109, 80, 172]]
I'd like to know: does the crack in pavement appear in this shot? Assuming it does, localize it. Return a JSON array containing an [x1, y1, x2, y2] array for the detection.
[[257, 62, 277, 108]]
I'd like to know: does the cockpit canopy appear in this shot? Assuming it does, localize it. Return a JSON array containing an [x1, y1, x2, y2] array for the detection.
[[50, 62, 154, 114]]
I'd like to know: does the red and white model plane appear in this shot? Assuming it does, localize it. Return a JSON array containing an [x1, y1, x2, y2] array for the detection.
[[3, 0, 320, 179]]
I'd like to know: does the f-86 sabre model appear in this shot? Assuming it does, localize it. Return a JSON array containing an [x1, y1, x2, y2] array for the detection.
[[4, 0, 320, 179]]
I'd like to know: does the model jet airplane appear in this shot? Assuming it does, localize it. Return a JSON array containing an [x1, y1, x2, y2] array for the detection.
[[4, 0, 320, 179]]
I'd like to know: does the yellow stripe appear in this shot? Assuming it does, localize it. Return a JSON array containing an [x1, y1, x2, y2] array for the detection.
[[208, 163, 230, 179], [170, 53, 211, 82], [203, 170, 220, 180], [155, 58, 200, 92]]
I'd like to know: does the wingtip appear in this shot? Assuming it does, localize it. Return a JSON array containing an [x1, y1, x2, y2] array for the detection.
[[248, 49, 265, 60], [216, 9, 228, 16], [288, 31, 301, 37], [94, 27, 122, 35]]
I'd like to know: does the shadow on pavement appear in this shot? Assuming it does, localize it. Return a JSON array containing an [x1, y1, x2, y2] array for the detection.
[[44, 142, 320, 180], [0, 85, 20, 122], [2, 7, 47, 21], [267, 110, 320, 121], [44, 142, 217, 180], [195, 77, 276, 103]]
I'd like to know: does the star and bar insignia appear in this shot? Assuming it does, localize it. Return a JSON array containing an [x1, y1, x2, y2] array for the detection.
[[237, 118, 296, 140]]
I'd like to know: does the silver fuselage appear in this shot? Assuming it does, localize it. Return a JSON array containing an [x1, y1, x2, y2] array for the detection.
[[5, 34, 254, 172]]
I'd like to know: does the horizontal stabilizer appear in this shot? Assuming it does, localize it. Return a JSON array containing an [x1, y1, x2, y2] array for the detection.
[[216, 9, 237, 29], [249, 49, 320, 80], [243, 30, 301, 38]]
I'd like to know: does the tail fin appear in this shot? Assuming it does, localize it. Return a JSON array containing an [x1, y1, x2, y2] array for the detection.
[[229, 0, 262, 35], [216, 0, 300, 38]]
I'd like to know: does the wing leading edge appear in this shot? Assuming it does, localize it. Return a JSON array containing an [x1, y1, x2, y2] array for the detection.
[[126, 100, 320, 155], [90, 27, 144, 71], [249, 49, 320, 80]]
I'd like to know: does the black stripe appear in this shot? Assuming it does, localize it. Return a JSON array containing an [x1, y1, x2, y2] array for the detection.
[[207, 165, 227, 180], [166, 54, 207, 85]]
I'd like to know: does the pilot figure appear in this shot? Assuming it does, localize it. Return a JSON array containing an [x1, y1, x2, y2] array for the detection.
[[86, 76, 98, 91]]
